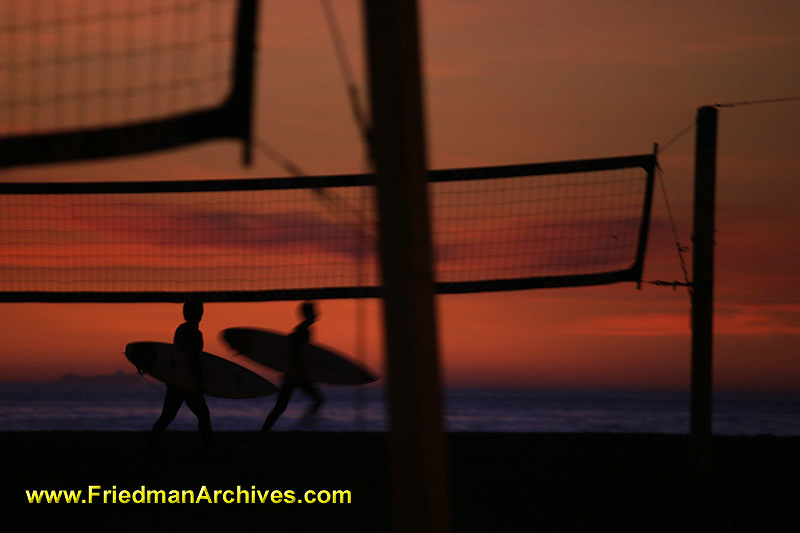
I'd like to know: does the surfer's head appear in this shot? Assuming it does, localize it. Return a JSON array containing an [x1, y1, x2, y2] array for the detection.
[[183, 300, 204, 323], [300, 301, 317, 323]]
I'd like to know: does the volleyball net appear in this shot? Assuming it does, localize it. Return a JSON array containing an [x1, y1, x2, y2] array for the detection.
[[0, 153, 655, 302], [0, 0, 258, 167]]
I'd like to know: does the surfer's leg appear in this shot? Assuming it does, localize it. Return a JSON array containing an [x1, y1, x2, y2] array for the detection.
[[185, 393, 212, 447], [152, 386, 183, 436], [301, 383, 324, 417], [261, 382, 294, 433]]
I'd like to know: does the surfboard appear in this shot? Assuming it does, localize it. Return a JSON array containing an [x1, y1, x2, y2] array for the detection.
[[125, 341, 278, 399], [221, 327, 378, 385]]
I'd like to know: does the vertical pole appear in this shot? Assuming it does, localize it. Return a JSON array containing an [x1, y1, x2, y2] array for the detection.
[[691, 105, 717, 466], [363, 2, 450, 532], [231, 0, 259, 166]]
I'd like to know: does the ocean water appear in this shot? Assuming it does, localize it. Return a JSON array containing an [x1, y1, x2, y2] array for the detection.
[[0, 377, 798, 435]]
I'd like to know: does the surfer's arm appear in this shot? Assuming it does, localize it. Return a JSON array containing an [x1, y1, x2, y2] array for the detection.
[[288, 329, 310, 380], [190, 330, 205, 394], [189, 352, 204, 394], [176, 325, 205, 394]]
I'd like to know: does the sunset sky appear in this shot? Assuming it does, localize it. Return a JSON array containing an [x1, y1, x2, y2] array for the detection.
[[0, 0, 798, 392]]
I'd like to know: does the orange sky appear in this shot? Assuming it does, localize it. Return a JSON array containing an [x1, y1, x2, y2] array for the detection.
[[1, 0, 799, 392]]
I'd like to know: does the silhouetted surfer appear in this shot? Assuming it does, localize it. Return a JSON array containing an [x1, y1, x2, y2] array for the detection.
[[261, 301, 325, 433], [151, 301, 212, 446]]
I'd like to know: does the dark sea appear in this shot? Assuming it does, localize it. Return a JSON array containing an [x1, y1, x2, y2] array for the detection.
[[1, 375, 798, 435]]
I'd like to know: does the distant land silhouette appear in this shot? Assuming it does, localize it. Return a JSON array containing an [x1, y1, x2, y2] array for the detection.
[[0, 371, 143, 385], [50, 371, 141, 385]]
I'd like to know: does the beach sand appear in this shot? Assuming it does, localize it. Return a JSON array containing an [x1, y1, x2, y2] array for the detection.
[[3, 431, 797, 530]]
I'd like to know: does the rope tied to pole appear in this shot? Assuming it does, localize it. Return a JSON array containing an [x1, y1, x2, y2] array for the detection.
[[713, 96, 800, 108]]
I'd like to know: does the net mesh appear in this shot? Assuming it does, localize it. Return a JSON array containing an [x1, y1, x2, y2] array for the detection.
[[434, 170, 646, 283], [0, 0, 237, 135], [0, 156, 655, 301], [0, 0, 255, 168]]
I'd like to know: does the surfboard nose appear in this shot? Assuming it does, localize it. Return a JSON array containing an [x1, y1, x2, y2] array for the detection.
[[125, 342, 157, 374]]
